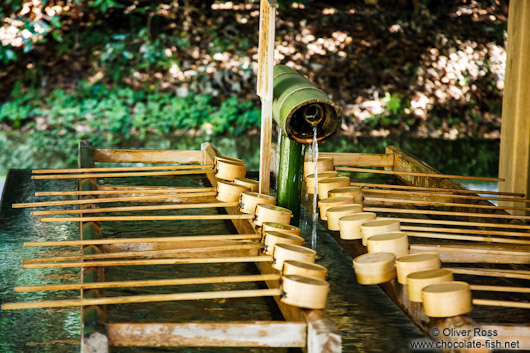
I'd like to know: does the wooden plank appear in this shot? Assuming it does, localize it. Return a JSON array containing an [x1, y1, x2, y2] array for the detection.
[[108, 321, 306, 347], [78, 140, 109, 353], [387, 146, 468, 190], [305, 310, 342, 353], [93, 149, 203, 164], [498, 0, 530, 214], [318, 152, 394, 168], [410, 244, 530, 264], [257, 0, 276, 194], [202, 143, 220, 187]]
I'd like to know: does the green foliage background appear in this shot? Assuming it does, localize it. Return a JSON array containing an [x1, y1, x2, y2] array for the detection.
[[0, 0, 507, 170]]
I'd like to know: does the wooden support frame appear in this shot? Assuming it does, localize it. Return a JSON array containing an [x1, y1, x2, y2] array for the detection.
[[78, 141, 109, 353], [499, 0, 530, 215], [317, 152, 394, 168], [108, 321, 307, 347]]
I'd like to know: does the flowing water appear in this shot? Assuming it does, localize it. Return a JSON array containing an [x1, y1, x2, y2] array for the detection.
[[275, 124, 282, 191], [0, 170, 426, 352], [310, 127, 319, 250]]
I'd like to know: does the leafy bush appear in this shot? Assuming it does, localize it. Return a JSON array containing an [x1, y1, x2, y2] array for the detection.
[[0, 81, 261, 164]]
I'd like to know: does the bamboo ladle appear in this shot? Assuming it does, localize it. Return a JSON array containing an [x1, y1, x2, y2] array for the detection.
[[350, 182, 524, 197], [13, 192, 217, 208], [31, 202, 239, 216], [14, 273, 281, 292], [33, 164, 213, 174], [37, 214, 254, 223], [397, 217, 530, 230], [363, 206, 530, 221], [364, 197, 530, 213], [32, 170, 213, 180], [362, 188, 530, 204], [22, 243, 262, 264], [2, 273, 330, 311], [24, 233, 261, 247], [35, 187, 215, 197], [336, 166, 504, 182]]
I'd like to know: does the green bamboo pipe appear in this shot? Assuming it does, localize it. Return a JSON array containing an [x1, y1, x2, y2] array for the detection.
[[276, 134, 304, 225], [272, 65, 340, 144], [272, 65, 341, 225]]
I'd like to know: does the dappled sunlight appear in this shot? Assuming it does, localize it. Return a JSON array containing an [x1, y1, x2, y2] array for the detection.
[[0, 0, 60, 48], [0, 0, 509, 140]]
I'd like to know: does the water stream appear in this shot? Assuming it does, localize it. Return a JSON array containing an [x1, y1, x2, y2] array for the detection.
[[310, 127, 319, 250]]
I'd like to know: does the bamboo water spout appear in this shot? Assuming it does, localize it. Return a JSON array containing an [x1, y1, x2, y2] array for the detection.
[[273, 65, 341, 224]]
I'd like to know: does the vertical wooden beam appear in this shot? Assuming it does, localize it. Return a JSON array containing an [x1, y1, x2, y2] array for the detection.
[[499, 0, 530, 214], [257, 0, 277, 194], [79, 141, 109, 353]]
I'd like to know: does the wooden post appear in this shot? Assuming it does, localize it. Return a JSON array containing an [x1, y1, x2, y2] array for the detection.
[[257, 0, 278, 194], [79, 141, 109, 353], [499, 0, 530, 215]]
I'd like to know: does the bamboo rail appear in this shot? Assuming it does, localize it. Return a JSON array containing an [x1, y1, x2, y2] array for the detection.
[[350, 182, 524, 197], [33, 164, 213, 174], [32, 170, 213, 180], [13, 192, 217, 208], [2, 288, 283, 310], [31, 202, 240, 216], [336, 166, 504, 182], [24, 234, 261, 247], [14, 274, 281, 292], [22, 255, 273, 269], [38, 214, 254, 223]]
